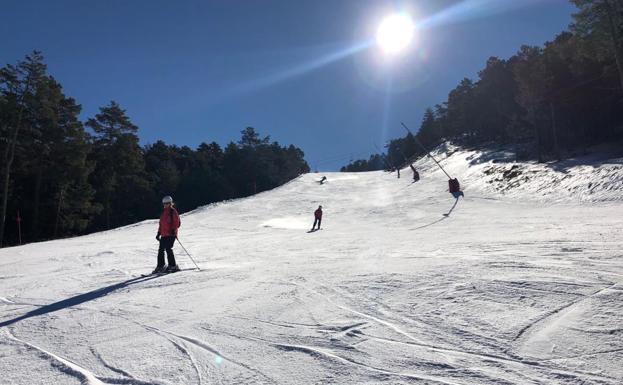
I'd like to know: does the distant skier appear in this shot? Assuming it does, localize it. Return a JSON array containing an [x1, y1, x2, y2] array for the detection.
[[153, 195, 181, 274], [319, 176, 327, 185], [448, 178, 464, 199], [395, 166, 401, 179], [310, 205, 323, 231], [409, 164, 420, 182]]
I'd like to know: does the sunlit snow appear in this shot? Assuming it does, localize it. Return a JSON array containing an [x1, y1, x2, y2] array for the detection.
[[1, 143, 622, 384]]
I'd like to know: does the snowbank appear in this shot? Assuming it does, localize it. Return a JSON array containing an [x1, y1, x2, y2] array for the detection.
[[408, 142, 623, 203]]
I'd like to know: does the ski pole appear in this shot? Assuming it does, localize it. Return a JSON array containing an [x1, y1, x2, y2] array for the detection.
[[175, 236, 201, 271], [401, 122, 452, 179]]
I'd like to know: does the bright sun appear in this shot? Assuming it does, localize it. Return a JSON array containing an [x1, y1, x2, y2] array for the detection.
[[376, 13, 415, 54]]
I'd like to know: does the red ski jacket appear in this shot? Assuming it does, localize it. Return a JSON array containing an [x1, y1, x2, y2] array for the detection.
[[314, 208, 323, 219], [159, 207, 181, 236]]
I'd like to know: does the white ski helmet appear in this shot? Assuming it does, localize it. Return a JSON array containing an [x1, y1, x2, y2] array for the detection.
[[162, 195, 173, 204]]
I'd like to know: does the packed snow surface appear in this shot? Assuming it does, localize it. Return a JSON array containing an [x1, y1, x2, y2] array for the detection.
[[1, 146, 622, 384]]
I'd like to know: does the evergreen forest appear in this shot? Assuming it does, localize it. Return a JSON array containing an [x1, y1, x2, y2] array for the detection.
[[342, 1, 623, 171], [0, 54, 309, 246]]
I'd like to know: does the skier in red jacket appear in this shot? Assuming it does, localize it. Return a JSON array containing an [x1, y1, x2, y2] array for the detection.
[[310, 205, 323, 231], [154, 195, 181, 274]]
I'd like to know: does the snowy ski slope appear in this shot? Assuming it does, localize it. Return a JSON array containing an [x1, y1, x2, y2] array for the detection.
[[1, 146, 622, 384]]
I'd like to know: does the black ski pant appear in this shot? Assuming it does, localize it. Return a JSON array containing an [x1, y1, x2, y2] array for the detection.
[[157, 236, 176, 267], [312, 218, 321, 230]]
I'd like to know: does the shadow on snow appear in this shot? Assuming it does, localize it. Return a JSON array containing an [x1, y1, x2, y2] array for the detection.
[[412, 197, 460, 230], [0, 275, 161, 328]]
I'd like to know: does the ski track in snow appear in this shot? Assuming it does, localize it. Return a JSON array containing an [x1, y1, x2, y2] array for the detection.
[[1, 146, 622, 384], [95, 308, 272, 385], [256, 338, 465, 385], [143, 327, 205, 385], [164, 331, 276, 384], [4, 329, 107, 385], [512, 284, 616, 345], [89, 346, 146, 383], [293, 279, 618, 384]]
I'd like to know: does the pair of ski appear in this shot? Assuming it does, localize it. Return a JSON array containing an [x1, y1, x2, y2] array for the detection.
[[140, 267, 199, 277], [140, 268, 180, 278]]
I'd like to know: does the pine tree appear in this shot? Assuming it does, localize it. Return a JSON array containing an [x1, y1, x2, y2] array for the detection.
[[0, 51, 47, 247], [176, 142, 231, 208], [571, 0, 623, 92], [144, 140, 181, 203], [439, 78, 478, 142], [87, 101, 152, 230], [474, 57, 521, 142], [513, 45, 548, 162], [20, 76, 97, 240], [417, 108, 440, 148]]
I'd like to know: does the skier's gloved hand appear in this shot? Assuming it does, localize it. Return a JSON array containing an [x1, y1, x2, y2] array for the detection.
[[156, 233, 161, 241]]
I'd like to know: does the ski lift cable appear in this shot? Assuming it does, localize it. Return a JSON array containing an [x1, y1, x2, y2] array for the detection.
[[372, 142, 393, 169], [372, 141, 409, 168], [401, 122, 453, 179]]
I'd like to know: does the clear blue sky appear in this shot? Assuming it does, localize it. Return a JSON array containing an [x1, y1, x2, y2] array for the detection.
[[1, 0, 576, 170]]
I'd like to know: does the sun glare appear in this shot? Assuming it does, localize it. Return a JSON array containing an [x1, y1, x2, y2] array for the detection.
[[376, 13, 415, 54]]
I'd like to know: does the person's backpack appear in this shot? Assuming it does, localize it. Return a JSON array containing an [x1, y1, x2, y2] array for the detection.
[[448, 178, 460, 193]]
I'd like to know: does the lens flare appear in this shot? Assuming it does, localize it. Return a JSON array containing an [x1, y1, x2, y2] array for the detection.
[[418, 0, 545, 30], [376, 14, 415, 54], [231, 41, 371, 94]]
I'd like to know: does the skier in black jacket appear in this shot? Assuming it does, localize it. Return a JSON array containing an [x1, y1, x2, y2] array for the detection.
[[409, 164, 420, 182]]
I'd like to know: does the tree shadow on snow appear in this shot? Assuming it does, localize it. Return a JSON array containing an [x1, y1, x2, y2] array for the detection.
[[0, 275, 160, 328], [543, 153, 623, 173], [412, 197, 460, 230]]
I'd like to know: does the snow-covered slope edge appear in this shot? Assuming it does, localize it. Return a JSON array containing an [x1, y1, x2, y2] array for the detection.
[[410, 143, 623, 203]]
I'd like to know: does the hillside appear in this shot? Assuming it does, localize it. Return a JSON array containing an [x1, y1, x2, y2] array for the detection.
[[436, 143, 623, 203], [1, 145, 622, 385]]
